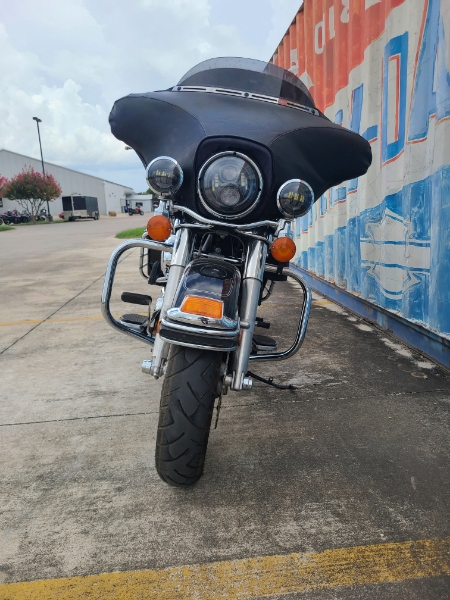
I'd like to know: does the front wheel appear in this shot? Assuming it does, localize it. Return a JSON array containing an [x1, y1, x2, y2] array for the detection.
[[155, 345, 222, 487]]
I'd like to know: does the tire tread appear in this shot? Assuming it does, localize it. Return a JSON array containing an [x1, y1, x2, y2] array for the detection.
[[155, 345, 222, 487]]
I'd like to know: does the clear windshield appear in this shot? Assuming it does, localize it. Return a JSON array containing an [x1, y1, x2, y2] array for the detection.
[[177, 57, 315, 108]]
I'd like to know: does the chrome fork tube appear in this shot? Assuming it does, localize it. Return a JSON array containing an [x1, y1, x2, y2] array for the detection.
[[150, 227, 192, 377], [230, 240, 267, 390]]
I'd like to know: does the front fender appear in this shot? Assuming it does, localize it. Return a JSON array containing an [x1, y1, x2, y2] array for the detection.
[[159, 258, 241, 351]]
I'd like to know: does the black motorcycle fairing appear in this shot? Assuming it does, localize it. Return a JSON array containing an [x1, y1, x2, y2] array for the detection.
[[194, 136, 274, 221], [109, 95, 206, 209], [270, 125, 372, 200], [109, 57, 372, 221], [109, 90, 371, 220]]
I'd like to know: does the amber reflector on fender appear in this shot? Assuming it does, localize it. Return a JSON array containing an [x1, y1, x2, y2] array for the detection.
[[181, 296, 223, 319], [270, 237, 296, 262], [147, 215, 172, 241]]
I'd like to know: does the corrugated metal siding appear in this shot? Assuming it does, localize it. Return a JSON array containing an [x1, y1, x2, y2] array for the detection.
[[272, 0, 450, 339], [0, 150, 133, 215]]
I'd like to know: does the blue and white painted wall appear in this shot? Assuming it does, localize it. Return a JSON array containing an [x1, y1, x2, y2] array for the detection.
[[275, 0, 450, 356]]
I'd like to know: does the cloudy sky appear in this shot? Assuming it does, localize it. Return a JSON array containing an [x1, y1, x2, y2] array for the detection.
[[0, 0, 302, 191]]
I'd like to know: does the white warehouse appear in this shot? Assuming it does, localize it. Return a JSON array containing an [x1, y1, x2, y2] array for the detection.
[[0, 149, 135, 216]]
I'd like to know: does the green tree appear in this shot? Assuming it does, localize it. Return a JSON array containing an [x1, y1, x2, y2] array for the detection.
[[4, 167, 62, 222]]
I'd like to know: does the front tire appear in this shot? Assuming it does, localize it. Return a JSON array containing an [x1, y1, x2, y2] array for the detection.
[[155, 345, 222, 487]]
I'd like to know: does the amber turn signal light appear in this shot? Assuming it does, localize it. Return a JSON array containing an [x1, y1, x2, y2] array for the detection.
[[270, 237, 296, 262], [181, 296, 223, 320], [147, 215, 172, 241]]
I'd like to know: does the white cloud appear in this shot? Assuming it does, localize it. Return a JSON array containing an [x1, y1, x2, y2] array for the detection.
[[139, 0, 210, 22], [267, 0, 303, 51], [0, 0, 303, 190]]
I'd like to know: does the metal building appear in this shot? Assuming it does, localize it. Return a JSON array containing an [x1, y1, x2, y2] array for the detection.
[[0, 149, 134, 216], [272, 0, 450, 367]]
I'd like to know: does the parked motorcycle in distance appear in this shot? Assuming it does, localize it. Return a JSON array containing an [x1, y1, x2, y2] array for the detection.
[[37, 208, 47, 221], [0, 211, 13, 225], [19, 210, 31, 223], [128, 206, 144, 216], [102, 57, 372, 487], [0, 210, 20, 225]]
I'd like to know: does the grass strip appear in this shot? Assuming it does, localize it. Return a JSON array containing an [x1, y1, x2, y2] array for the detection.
[[0, 224, 15, 231], [116, 226, 146, 239]]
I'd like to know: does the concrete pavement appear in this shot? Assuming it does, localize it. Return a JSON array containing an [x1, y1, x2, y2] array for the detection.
[[0, 218, 449, 598]]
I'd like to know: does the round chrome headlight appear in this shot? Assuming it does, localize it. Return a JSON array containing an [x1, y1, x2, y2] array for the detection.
[[146, 156, 183, 197], [198, 152, 262, 219], [277, 179, 314, 218]]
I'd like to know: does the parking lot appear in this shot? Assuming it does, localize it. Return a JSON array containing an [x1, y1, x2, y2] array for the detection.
[[0, 217, 449, 599]]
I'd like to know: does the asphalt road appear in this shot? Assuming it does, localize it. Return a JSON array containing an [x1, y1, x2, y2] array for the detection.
[[0, 217, 449, 599]]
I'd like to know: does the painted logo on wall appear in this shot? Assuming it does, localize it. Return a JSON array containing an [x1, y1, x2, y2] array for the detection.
[[273, 0, 450, 337]]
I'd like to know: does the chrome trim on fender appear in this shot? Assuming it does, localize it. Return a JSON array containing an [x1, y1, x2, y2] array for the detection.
[[160, 318, 239, 352], [165, 257, 241, 331], [160, 338, 237, 352], [166, 307, 238, 330], [248, 265, 312, 362], [160, 318, 239, 337]]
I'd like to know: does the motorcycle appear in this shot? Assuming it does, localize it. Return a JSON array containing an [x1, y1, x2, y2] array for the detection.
[[0, 212, 11, 225], [0, 210, 20, 225], [37, 208, 47, 221], [128, 206, 144, 216], [102, 57, 371, 487], [19, 210, 31, 223]]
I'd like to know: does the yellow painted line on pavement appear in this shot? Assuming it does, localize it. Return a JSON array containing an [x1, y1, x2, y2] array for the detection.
[[0, 318, 43, 327], [0, 538, 448, 599], [0, 315, 122, 327]]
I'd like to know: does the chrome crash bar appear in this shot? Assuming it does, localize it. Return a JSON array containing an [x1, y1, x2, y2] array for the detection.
[[249, 265, 312, 362], [101, 237, 173, 346], [102, 219, 311, 387], [138, 232, 175, 281]]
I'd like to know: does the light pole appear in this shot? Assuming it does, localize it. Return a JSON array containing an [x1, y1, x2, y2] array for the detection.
[[32, 117, 52, 220], [124, 146, 132, 212]]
